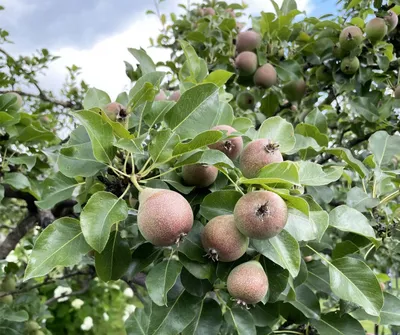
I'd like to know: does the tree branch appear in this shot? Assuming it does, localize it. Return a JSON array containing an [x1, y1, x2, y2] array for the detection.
[[45, 278, 92, 305], [2, 184, 37, 213], [0, 89, 81, 110]]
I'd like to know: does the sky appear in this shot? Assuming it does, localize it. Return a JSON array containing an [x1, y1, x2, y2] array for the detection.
[[0, 0, 338, 99]]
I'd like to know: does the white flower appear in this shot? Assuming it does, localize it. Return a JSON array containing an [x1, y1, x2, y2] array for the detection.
[[123, 304, 137, 322], [123, 287, 134, 298], [81, 316, 93, 331], [103, 313, 109, 321], [53, 286, 72, 302], [5, 252, 18, 263], [71, 299, 84, 309]]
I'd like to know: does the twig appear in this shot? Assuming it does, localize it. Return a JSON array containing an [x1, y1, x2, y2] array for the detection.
[[45, 278, 92, 305]]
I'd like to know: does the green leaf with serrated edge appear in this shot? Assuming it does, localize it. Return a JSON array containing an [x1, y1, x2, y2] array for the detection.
[[240, 161, 300, 187], [173, 130, 223, 156], [80, 191, 128, 253], [35, 173, 79, 209], [164, 83, 219, 140], [147, 290, 202, 335], [252, 230, 301, 277], [182, 298, 222, 335], [149, 129, 180, 164], [368, 131, 400, 167], [58, 126, 106, 177], [125, 303, 151, 335], [7, 155, 36, 171], [329, 205, 377, 244], [380, 292, 400, 325], [3, 172, 30, 190], [297, 161, 343, 186], [257, 116, 295, 153], [329, 257, 383, 316], [83, 88, 111, 110], [24, 218, 91, 280], [129, 72, 165, 99], [73, 110, 116, 164], [95, 231, 131, 281], [203, 70, 234, 87], [199, 190, 242, 220], [224, 306, 256, 335], [128, 48, 156, 74], [311, 312, 365, 335], [146, 259, 182, 306], [176, 149, 234, 169], [289, 285, 320, 319], [178, 221, 206, 263]]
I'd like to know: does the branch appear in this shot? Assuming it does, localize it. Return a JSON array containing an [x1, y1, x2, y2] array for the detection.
[[2, 184, 37, 213], [0, 89, 81, 110], [45, 278, 92, 305]]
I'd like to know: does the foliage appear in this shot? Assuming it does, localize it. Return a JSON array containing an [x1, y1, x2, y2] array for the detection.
[[0, 0, 400, 334]]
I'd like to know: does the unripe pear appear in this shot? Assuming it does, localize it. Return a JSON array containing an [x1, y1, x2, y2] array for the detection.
[[203, 7, 215, 16], [0, 293, 13, 304], [182, 164, 218, 188], [1, 275, 16, 291], [253, 64, 277, 88], [339, 26, 363, 51], [395, 86, 400, 99], [155, 90, 167, 101], [236, 31, 261, 53], [169, 91, 181, 102], [33, 331, 45, 335], [340, 56, 359, 75], [316, 66, 332, 83], [104, 102, 128, 123], [235, 51, 258, 76], [282, 79, 306, 103], [208, 125, 243, 160], [385, 10, 398, 32], [366, 18, 387, 43], [332, 43, 346, 59], [227, 261, 268, 305], [201, 215, 249, 262], [234, 191, 288, 239], [137, 188, 193, 246], [240, 139, 283, 178], [236, 91, 255, 110], [25, 321, 40, 332]]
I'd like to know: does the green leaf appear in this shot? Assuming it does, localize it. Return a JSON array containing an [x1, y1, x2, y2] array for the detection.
[[146, 259, 182, 306], [80, 191, 128, 253], [7, 155, 36, 171], [349, 97, 380, 122], [0, 185, 3, 202], [285, 208, 317, 242], [306, 260, 331, 293], [289, 285, 320, 319], [128, 48, 156, 74], [252, 230, 301, 277], [274, 60, 302, 81], [180, 268, 212, 297], [129, 72, 165, 100], [179, 253, 215, 280], [182, 298, 222, 335], [3, 172, 30, 190], [164, 83, 219, 140], [149, 129, 180, 164], [346, 187, 379, 212], [0, 306, 29, 322], [296, 123, 329, 147], [368, 131, 400, 167], [161, 171, 195, 194], [176, 149, 234, 169], [24, 218, 91, 280], [143, 101, 174, 127], [203, 70, 234, 87], [173, 130, 223, 156], [380, 292, 400, 326], [260, 91, 280, 117], [35, 173, 79, 209], [311, 312, 365, 335], [125, 303, 151, 335], [115, 138, 144, 154], [281, 0, 297, 14], [58, 126, 106, 177], [240, 161, 300, 187], [178, 221, 206, 263], [199, 190, 242, 220], [95, 231, 131, 281], [329, 257, 383, 316], [83, 88, 111, 110], [147, 291, 201, 335], [257, 116, 295, 153], [16, 124, 56, 143], [323, 147, 368, 178], [128, 82, 156, 111], [73, 110, 116, 164], [179, 40, 208, 83], [297, 161, 343, 186], [332, 241, 360, 259], [224, 306, 256, 335], [261, 257, 289, 303], [329, 205, 377, 243], [304, 109, 327, 133]]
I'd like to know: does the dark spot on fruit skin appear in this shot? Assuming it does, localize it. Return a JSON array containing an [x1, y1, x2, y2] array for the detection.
[[205, 248, 219, 262], [233, 38, 236, 45], [175, 232, 187, 246], [256, 202, 271, 219], [224, 140, 233, 152], [347, 32, 353, 40], [263, 142, 280, 153]]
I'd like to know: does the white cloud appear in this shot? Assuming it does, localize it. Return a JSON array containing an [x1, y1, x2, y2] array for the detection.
[[1, 0, 38, 25], [38, 0, 314, 99]]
